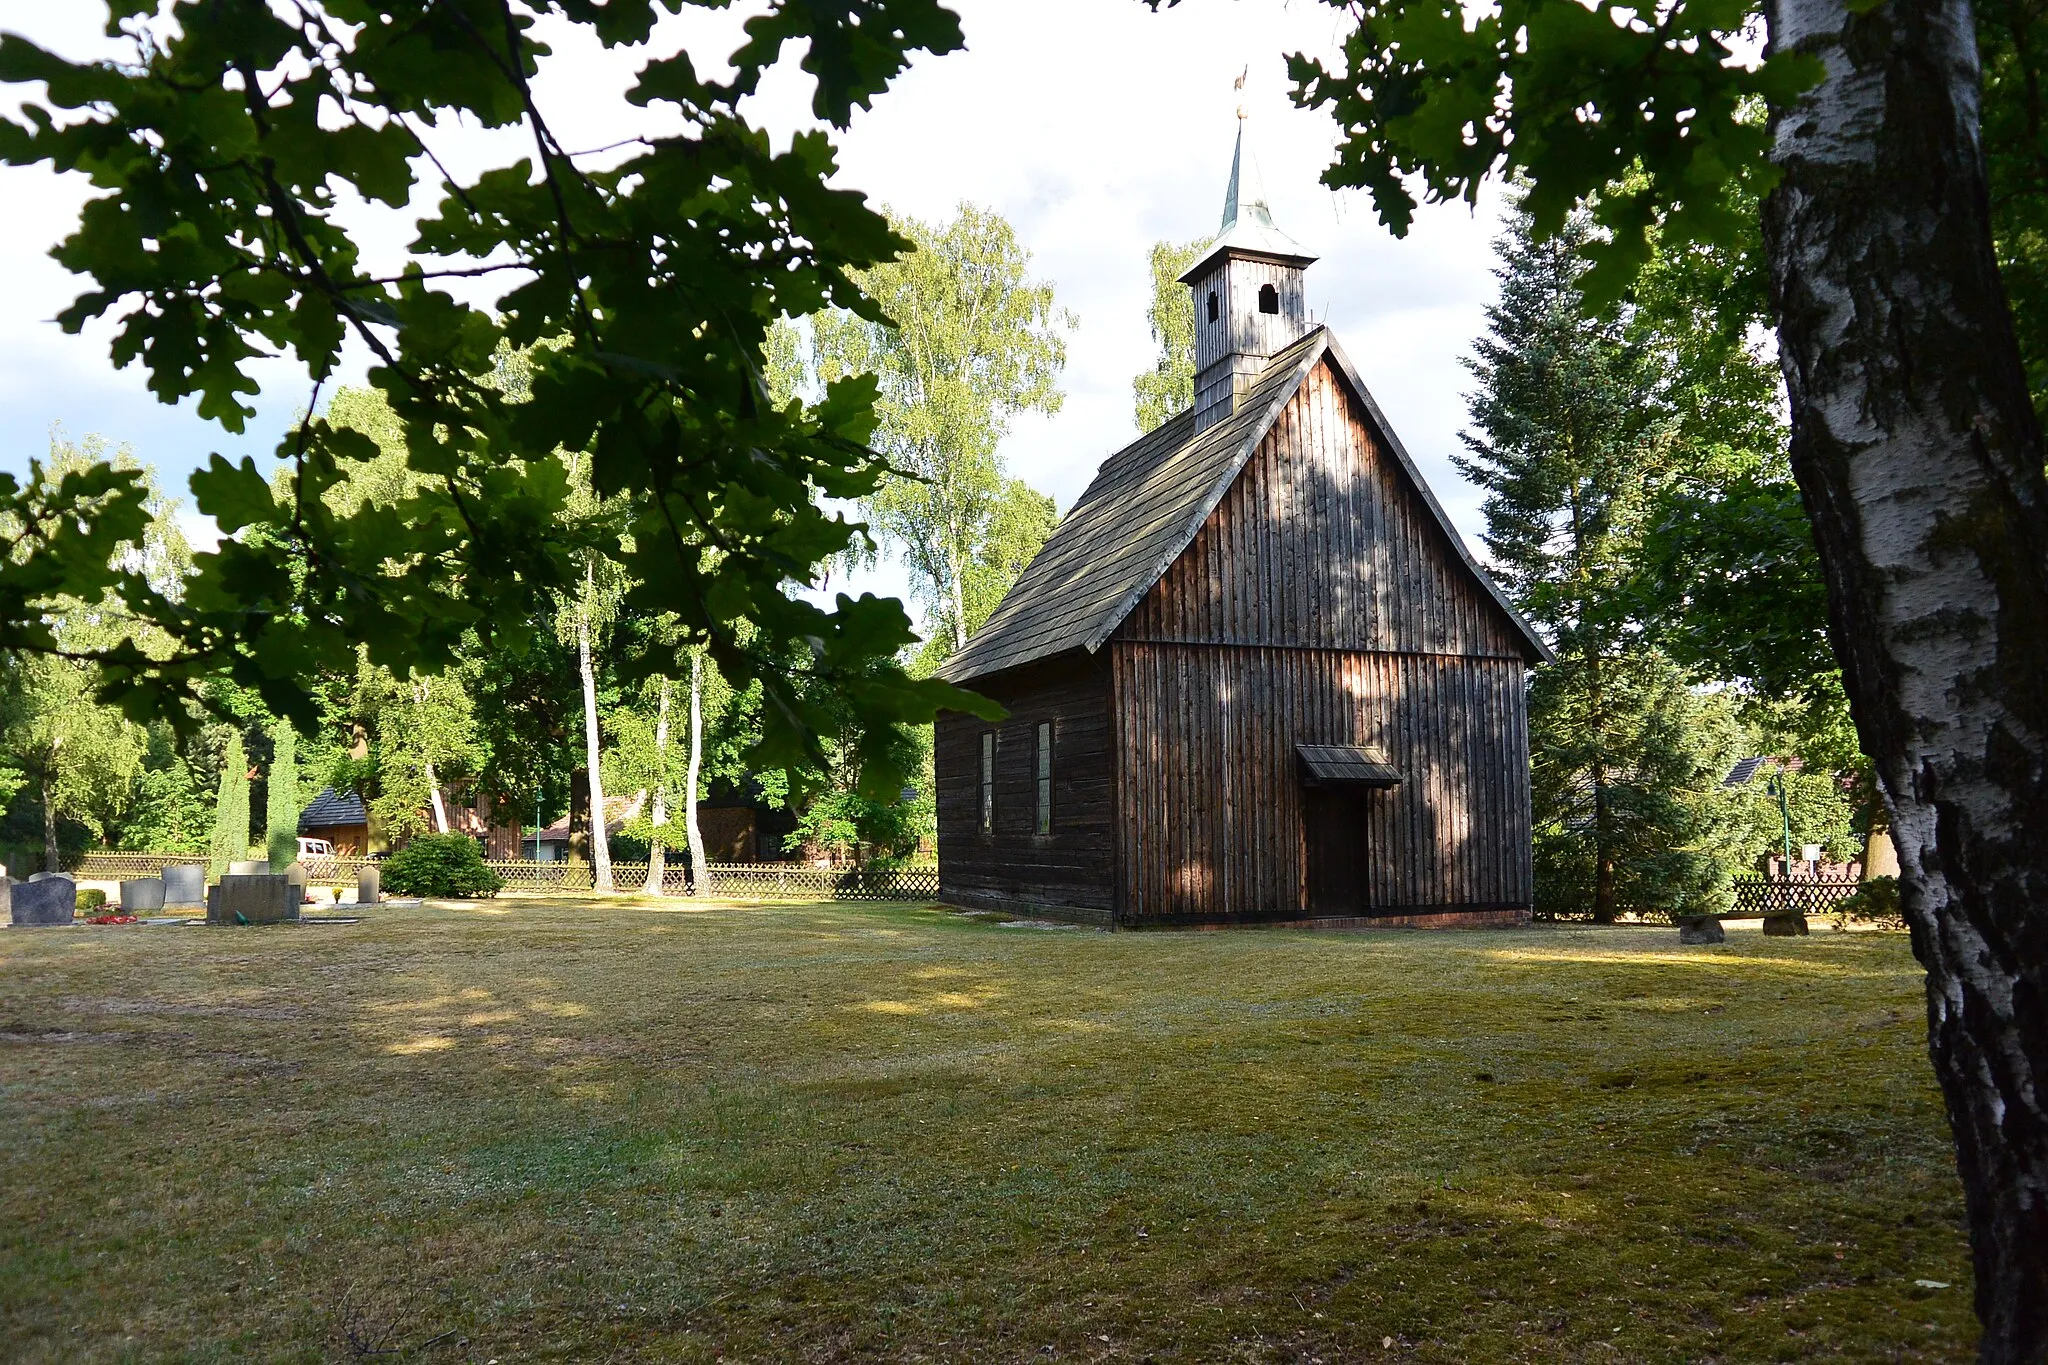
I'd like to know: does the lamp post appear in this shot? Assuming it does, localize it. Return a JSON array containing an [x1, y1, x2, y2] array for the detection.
[[1765, 769, 1793, 879]]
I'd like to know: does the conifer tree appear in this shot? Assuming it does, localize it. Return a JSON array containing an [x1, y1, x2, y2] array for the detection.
[[1460, 205, 1729, 920], [208, 732, 249, 878], [265, 721, 297, 868]]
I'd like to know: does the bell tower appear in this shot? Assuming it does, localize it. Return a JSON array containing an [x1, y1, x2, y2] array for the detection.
[[1181, 106, 1317, 433]]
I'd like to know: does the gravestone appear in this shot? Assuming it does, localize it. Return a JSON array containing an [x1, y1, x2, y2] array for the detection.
[[1676, 914, 1726, 945], [283, 860, 310, 903], [161, 864, 205, 909], [120, 878, 167, 913], [28, 871, 58, 882], [9, 875, 77, 926], [228, 859, 271, 876], [206, 874, 300, 926], [357, 864, 380, 907], [1763, 912, 1810, 937]]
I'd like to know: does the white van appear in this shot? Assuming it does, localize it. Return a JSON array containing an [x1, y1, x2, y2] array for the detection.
[[297, 837, 335, 858]]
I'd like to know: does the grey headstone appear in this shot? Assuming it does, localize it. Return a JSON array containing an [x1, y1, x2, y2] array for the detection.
[[120, 878, 167, 913], [357, 865, 380, 906], [206, 874, 300, 926], [283, 860, 309, 893], [1676, 914, 1725, 945], [10, 876, 77, 926], [161, 865, 206, 908], [1763, 912, 1810, 937], [28, 871, 59, 882], [228, 859, 271, 876]]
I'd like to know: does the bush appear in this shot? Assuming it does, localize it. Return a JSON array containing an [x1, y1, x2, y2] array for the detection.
[[381, 834, 503, 899], [1834, 875, 1903, 930], [76, 888, 107, 911]]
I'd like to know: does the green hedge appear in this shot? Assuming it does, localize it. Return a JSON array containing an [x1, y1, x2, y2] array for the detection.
[[76, 888, 107, 911], [381, 835, 504, 899]]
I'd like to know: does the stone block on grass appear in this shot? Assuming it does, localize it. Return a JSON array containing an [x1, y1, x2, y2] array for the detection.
[[228, 859, 271, 877], [120, 878, 167, 913], [9, 876, 77, 926], [206, 874, 299, 926], [1763, 912, 1810, 937], [161, 865, 205, 908], [1676, 914, 1726, 945]]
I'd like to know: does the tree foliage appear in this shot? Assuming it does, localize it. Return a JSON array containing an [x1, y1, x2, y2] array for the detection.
[[1132, 238, 1206, 432], [784, 203, 1072, 652], [0, 0, 996, 798], [208, 731, 249, 878]]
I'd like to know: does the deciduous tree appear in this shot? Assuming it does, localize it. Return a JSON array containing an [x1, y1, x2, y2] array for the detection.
[[788, 204, 1072, 652], [1132, 238, 1206, 432]]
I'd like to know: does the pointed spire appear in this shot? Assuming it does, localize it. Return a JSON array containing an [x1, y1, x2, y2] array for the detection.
[[1179, 81, 1315, 283]]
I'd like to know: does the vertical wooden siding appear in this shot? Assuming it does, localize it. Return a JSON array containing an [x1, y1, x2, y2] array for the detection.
[[1112, 354, 1534, 922], [1111, 643, 1531, 920], [935, 656, 1116, 914], [1123, 359, 1526, 659]]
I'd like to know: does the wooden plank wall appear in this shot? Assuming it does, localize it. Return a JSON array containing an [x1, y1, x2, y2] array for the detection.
[[1111, 643, 1531, 921], [935, 655, 1117, 917], [1191, 257, 1310, 431], [1112, 354, 1534, 922], [1124, 358, 1527, 659]]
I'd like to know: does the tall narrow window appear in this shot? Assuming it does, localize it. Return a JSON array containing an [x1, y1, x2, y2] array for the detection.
[[1206, 290, 1219, 322], [980, 732, 995, 834], [1034, 722, 1053, 835], [1258, 282, 1280, 314]]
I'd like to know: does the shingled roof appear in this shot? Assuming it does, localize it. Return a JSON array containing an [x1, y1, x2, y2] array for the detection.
[[299, 787, 368, 833], [938, 327, 1551, 685]]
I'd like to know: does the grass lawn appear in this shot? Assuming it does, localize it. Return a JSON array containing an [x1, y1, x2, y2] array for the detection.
[[0, 900, 1973, 1363]]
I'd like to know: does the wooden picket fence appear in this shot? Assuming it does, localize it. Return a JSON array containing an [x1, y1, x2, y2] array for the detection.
[[66, 852, 940, 903]]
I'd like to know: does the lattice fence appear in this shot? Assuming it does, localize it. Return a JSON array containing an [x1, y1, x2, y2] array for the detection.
[[1728, 878, 1865, 918], [66, 852, 939, 902]]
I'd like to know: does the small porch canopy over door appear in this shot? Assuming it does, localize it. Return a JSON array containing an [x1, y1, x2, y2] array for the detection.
[[1296, 745, 1402, 789], [1297, 745, 1401, 916]]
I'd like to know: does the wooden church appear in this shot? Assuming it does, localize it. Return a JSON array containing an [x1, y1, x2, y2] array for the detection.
[[934, 125, 1552, 929]]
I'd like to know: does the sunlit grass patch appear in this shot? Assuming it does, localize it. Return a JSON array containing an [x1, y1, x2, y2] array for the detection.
[[0, 903, 1970, 1362]]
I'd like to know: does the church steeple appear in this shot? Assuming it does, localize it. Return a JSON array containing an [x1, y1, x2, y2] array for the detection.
[[1180, 103, 1317, 433]]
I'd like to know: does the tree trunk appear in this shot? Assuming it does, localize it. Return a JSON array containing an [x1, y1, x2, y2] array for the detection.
[[41, 762, 59, 874], [417, 680, 450, 834], [578, 565, 614, 894], [947, 542, 968, 652], [685, 651, 712, 897], [1764, 0, 2048, 1351], [644, 676, 670, 897]]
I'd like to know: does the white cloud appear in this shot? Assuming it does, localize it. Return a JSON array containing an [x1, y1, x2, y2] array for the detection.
[[0, 0, 1506, 631]]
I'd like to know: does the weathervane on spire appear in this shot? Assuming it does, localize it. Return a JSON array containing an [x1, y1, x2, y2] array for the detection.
[[1235, 65, 1248, 121]]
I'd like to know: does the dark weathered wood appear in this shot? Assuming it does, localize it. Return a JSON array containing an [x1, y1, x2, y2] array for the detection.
[[936, 654, 1116, 917]]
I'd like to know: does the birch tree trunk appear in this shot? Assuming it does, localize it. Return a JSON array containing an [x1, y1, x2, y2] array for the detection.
[[41, 761, 59, 874], [685, 651, 712, 898], [578, 564, 615, 894], [643, 677, 670, 897], [417, 679, 450, 834], [1765, 0, 2048, 1350]]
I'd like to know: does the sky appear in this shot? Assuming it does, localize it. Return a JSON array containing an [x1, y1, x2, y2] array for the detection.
[[0, 0, 1509, 616]]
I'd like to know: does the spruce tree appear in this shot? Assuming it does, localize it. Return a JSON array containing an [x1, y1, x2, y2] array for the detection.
[[1460, 205, 1728, 920], [265, 720, 297, 868], [208, 732, 249, 878]]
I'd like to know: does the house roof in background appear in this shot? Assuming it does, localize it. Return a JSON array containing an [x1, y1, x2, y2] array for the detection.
[[532, 790, 646, 843], [299, 787, 367, 833]]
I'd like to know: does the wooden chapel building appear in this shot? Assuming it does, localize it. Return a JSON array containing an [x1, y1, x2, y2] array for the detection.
[[933, 125, 1553, 929]]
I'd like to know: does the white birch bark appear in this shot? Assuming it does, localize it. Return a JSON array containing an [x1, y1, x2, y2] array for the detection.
[[416, 679, 450, 834], [1765, 0, 2048, 1346], [578, 561, 614, 894], [685, 650, 712, 897], [643, 676, 670, 897]]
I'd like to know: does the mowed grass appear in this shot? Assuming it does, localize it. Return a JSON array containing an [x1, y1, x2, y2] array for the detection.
[[0, 900, 1973, 1364]]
